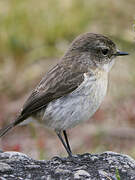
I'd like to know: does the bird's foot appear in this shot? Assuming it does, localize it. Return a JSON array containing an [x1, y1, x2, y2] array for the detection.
[[52, 154, 90, 166], [67, 154, 91, 165], [51, 156, 67, 163]]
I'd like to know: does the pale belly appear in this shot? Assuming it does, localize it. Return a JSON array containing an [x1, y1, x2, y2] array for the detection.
[[34, 73, 108, 131]]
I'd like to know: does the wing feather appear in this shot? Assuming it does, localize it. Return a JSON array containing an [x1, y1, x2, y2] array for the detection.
[[21, 64, 84, 117]]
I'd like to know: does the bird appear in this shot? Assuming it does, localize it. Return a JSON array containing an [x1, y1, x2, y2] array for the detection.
[[0, 33, 128, 157]]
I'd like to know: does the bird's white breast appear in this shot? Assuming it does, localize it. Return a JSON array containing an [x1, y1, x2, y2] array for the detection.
[[37, 72, 108, 131]]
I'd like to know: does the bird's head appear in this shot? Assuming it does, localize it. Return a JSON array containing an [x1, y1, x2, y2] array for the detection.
[[63, 33, 129, 73]]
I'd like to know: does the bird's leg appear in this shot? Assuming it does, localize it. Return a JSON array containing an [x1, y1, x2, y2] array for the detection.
[[56, 131, 85, 165], [56, 131, 72, 157], [63, 130, 72, 154]]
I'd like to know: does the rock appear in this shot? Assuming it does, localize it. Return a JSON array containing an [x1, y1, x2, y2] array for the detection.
[[0, 151, 134, 180]]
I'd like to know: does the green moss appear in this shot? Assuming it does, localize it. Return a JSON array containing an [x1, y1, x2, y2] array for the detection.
[[116, 168, 121, 180]]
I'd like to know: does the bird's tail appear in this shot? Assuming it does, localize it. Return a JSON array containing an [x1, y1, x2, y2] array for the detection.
[[0, 123, 14, 138], [0, 115, 26, 138]]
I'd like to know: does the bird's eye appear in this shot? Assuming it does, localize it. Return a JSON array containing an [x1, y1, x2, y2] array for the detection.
[[101, 48, 109, 56]]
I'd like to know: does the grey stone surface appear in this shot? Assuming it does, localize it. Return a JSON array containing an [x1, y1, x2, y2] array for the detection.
[[0, 151, 134, 180]]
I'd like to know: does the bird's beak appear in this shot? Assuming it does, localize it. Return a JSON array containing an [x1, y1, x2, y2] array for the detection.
[[115, 51, 129, 56]]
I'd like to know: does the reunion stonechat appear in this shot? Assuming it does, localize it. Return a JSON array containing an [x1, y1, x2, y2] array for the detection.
[[0, 33, 128, 156]]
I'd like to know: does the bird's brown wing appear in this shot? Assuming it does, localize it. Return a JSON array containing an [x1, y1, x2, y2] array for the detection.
[[20, 63, 85, 119], [0, 63, 86, 137]]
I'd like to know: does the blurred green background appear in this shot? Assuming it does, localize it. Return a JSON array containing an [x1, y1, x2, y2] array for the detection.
[[0, 0, 135, 160]]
